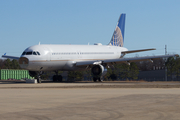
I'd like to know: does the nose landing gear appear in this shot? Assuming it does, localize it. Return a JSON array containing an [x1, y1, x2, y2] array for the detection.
[[37, 76, 41, 83], [37, 71, 44, 83]]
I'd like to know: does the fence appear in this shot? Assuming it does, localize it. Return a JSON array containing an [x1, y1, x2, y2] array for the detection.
[[0, 69, 32, 80]]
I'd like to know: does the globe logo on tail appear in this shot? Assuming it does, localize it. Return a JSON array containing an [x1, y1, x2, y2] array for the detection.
[[110, 26, 123, 47], [108, 13, 125, 47]]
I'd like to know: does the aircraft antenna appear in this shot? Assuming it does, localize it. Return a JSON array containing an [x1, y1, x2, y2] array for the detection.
[[165, 45, 167, 55]]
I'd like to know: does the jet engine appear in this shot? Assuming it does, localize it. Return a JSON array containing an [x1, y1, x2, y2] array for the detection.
[[91, 64, 107, 81]]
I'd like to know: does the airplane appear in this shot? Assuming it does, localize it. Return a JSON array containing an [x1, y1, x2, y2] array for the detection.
[[2, 13, 178, 83]]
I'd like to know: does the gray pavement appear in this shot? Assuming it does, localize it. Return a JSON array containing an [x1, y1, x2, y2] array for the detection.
[[0, 82, 180, 120]]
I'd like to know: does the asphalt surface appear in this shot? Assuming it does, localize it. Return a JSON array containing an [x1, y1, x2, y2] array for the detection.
[[0, 81, 180, 120]]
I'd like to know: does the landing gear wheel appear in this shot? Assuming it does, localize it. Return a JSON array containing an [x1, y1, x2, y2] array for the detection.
[[53, 75, 63, 82], [98, 78, 103, 82], [57, 75, 62, 82], [93, 77, 97, 82], [93, 77, 103, 82], [53, 75, 57, 82], [37, 78, 41, 83]]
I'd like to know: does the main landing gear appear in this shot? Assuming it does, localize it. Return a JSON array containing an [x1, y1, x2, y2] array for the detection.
[[29, 71, 63, 83], [37, 76, 41, 83], [53, 75, 62, 82], [53, 71, 63, 82], [93, 77, 103, 82]]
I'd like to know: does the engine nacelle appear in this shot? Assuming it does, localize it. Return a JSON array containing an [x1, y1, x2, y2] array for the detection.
[[91, 64, 107, 78]]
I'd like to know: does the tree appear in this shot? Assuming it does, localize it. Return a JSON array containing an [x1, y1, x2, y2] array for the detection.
[[68, 71, 83, 81], [11, 59, 21, 69], [153, 58, 165, 70], [83, 69, 92, 81], [0, 59, 5, 69], [165, 57, 176, 81], [119, 63, 130, 80], [136, 61, 151, 71], [173, 57, 180, 80], [129, 62, 139, 80], [136, 58, 165, 71], [104, 67, 113, 80], [109, 73, 117, 80], [4, 59, 12, 69], [3, 59, 21, 69]]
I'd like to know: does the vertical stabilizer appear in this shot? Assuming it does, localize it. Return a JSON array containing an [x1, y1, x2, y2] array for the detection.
[[108, 14, 126, 47]]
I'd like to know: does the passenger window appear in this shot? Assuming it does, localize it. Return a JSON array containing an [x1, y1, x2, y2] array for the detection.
[[33, 52, 37, 55]]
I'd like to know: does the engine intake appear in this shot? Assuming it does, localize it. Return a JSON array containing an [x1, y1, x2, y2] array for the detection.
[[91, 65, 107, 78]]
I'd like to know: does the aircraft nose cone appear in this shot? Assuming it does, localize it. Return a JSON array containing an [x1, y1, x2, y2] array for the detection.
[[19, 57, 29, 69]]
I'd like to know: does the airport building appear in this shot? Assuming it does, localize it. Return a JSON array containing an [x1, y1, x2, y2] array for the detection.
[[138, 69, 179, 81]]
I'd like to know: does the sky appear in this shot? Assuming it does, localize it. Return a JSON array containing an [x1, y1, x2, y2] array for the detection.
[[0, 0, 180, 58]]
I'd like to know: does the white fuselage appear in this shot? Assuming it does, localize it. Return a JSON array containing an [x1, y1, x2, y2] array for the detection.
[[20, 44, 128, 71]]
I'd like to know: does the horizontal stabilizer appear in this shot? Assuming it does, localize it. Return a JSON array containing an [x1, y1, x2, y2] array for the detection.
[[122, 48, 156, 54], [2, 55, 20, 60]]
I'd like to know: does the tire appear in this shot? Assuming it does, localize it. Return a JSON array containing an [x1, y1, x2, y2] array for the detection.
[[53, 75, 57, 82], [57, 75, 63, 82], [93, 77, 97, 82], [53, 75, 62, 82], [98, 78, 103, 82], [37, 78, 41, 83]]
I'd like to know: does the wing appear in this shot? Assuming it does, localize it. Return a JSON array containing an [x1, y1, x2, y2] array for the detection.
[[1, 55, 20, 60], [76, 54, 179, 66]]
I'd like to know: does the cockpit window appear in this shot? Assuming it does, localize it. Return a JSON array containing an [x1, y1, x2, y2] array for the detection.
[[22, 52, 26, 55], [33, 52, 37, 55], [26, 52, 32, 55], [22, 51, 40, 55], [37, 52, 40, 55]]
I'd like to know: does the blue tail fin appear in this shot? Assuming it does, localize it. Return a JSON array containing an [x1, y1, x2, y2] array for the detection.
[[108, 14, 126, 47]]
